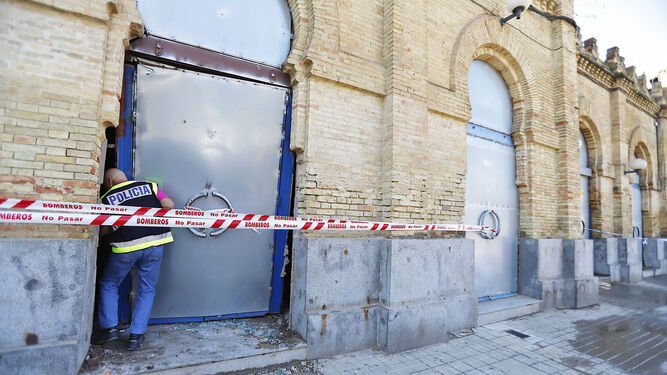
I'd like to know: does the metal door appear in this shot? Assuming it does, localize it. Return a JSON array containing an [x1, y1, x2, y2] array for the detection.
[[463, 60, 519, 299], [580, 132, 592, 239], [135, 0, 292, 68], [632, 173, 643, 237], [133, 65, 289, 319]]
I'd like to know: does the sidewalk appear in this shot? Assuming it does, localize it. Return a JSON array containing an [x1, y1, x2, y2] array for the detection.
[[238, 276, 667, 375]]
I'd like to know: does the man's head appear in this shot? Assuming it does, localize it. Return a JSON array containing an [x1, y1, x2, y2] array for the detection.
[[104, 168, 128, 190]]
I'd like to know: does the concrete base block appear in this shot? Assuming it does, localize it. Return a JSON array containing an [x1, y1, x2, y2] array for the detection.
[[609, 264, 622, 282], [562, 278, 599, 308], [619, 264, 643, 283], [593, 238, 618, 276], [539, 278, 565, 310], [304, 307, 379, 359], [0, 341, 78, 375], [619, 239, 642, 265], [0, 238, 97, 375], [658, 260, 667, 276], [643, 269, 656, 278], [291, 237, 475, 358], [379, 301, 448, 354], [643, 240, 660, 270], [445, 292, 477, 333]]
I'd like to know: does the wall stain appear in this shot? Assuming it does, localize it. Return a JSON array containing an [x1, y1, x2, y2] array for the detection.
[[47, 261, 66, 305], [25, 333, 38, 346], [24, 278, 40, 291], [320, 314, 327, 336]]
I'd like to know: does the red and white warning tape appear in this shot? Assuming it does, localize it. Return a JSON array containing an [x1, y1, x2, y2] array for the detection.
[[0, 198, 496, 236]]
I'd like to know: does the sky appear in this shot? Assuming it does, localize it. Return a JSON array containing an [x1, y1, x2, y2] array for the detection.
[[574, 0, 667, 85]]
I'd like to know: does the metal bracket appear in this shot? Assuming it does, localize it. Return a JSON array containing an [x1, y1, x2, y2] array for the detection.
[[632, 226, 641, 238], [185, 190, 234, 238], [478, 210, 501, 239]]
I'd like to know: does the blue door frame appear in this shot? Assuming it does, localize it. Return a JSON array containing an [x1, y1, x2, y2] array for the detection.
[[117, 63, 293, 323]]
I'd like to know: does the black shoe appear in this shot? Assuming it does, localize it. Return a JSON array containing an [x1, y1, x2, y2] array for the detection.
[[127, 334, 145, 351], [91, 327, 118, 345]]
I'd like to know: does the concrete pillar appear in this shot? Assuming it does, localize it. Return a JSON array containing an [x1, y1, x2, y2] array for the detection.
[[593, 238, 621, 281], [618, 238, 643, 283], [519, 239, 598, 309], [562, 240, 599, 308], [519, 239, 565, 309], [290, 237, 476, 358], [644, 238, 667, 276], [378, 239, 476, 354]]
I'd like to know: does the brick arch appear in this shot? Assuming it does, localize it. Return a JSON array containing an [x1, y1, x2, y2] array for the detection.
[[450, 14, 539, 135], [628, 127, 655, 189], [579, 116, 605, 237], [451, 14, 540, 237], [631, 141, 655, 236], [578, 116, 604, 171]]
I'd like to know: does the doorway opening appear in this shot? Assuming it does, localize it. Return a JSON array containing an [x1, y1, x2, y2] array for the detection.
[[463, 60, 519, 302]]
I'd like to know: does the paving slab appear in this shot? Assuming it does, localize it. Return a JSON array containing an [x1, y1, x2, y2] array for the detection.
[[79, 315, 305, 375]]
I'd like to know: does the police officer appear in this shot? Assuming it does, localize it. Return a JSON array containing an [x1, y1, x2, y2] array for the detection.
[[92, 168, 174, 351]]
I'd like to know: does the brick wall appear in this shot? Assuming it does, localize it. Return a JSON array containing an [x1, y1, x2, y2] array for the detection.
[[1, 0, 665, 240], [0, 0, 141, 238], [286, 0, 665, 239]]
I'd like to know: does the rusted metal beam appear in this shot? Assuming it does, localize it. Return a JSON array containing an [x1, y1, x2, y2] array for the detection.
[[128, 36, 290, 87]]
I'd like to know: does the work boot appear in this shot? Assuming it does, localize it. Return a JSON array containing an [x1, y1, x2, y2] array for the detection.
[[91, 327, 118, 345], [127, 334, 145, 351]]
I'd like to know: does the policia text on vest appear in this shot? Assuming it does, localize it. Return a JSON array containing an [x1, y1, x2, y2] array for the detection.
[[101, 181, 174, 253]]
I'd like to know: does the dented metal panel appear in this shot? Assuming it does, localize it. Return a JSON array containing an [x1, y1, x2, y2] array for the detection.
[[133, 65, 288, 318], [463, 132, 519, 298], [136, 0, 292, 68], [464, 60, 518, 299]]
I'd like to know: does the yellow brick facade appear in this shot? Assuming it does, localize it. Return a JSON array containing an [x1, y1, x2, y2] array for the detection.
[[1, 0, 665, 240], [286, 0, 665, 239], [0, 0, 141, 238]]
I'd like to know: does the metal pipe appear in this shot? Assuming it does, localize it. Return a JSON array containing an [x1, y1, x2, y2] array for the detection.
[[527, 5, 578, 29]]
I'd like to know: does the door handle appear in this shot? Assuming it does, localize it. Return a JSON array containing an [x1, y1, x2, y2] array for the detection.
[[185, 190, 234, 238], [478, 210, 500, 239]]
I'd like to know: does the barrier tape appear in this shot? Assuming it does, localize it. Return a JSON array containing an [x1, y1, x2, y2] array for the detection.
[[584, 228, 648, 245], [0, 198, 496, 236]]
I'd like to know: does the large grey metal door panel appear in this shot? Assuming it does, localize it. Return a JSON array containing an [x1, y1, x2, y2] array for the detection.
[[134, 65, 288, 318], [580, 132, 591, 239], [463, 134, 519, 298]]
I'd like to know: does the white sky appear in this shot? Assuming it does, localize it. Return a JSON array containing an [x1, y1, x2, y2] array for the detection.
[[574, 0, 667, 85]]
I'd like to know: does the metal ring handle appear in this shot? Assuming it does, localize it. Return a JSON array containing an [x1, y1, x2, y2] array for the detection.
[[478, 210, 501, 239], [632, 226, 641, 238], [186, 191, 209, 238], [581, 220, 586, 236], [185, 190, 234, 238], [209, 192, 233, 237]]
